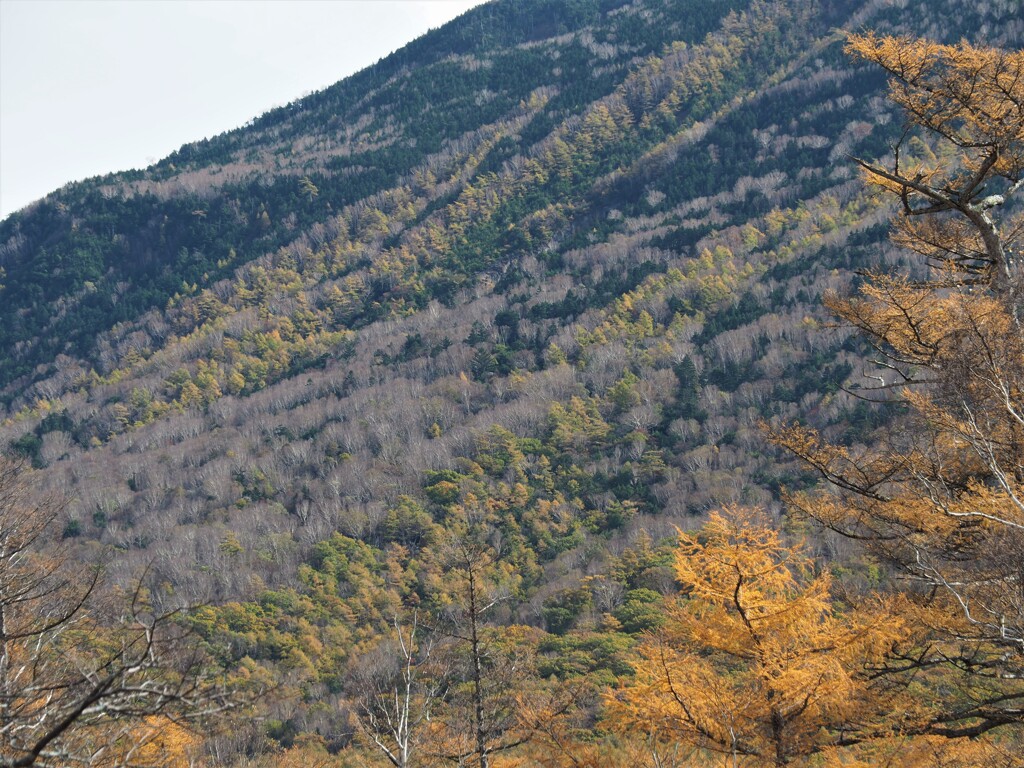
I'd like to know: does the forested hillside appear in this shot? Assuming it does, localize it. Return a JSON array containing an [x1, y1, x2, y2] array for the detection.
[[1, 0, 1022, 765]]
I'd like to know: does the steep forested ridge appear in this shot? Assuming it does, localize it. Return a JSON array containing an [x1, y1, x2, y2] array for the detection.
[[1, 0, 1022, 763]]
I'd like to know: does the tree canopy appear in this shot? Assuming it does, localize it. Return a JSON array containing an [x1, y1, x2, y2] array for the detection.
[[774, 32, 1024, 742]]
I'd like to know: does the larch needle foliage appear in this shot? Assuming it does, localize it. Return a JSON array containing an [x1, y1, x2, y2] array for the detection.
[[605, 507, 906, 767], [773, 32, 1024, 746], [844, 34, 1024, 302]]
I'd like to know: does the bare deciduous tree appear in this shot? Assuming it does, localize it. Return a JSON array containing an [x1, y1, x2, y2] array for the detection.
[[347, 611, 445, 768], [0, 457, 236, 767]]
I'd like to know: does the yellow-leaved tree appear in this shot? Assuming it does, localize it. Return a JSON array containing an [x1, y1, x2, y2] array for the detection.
[[604, 508, 908, 767], [772, 34, 1024, 742]]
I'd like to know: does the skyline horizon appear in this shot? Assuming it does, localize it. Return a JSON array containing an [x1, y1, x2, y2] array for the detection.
[[0, 0, 486, 220]]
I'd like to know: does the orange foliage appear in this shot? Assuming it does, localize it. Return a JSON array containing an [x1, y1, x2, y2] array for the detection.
[[845, 34, 1023, 298], [772, 33, 1024, 745], [97, 717, 199, 768], [604, 508, 908, 767]]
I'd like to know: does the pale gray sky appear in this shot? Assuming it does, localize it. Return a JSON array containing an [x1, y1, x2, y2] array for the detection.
[[0, 0, 486, 219]]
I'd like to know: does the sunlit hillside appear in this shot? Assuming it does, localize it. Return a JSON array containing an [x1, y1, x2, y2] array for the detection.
[[1, 0, 1021, 764]]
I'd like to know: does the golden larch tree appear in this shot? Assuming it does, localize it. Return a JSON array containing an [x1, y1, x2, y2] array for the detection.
[[604, 508, 907, 767], [772, 34, 1024, 741]]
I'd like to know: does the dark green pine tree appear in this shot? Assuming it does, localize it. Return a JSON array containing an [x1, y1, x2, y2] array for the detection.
[[471, 347, 498, 382], [672, 355, 702, 420]]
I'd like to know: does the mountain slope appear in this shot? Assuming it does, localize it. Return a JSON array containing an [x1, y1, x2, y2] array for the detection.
[[1, 0, 1021, 758], [1, 0, 1017, 601], [0, 0, 746, 389]]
